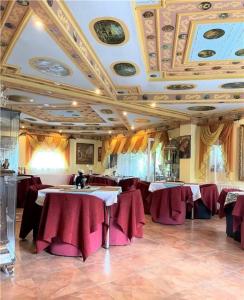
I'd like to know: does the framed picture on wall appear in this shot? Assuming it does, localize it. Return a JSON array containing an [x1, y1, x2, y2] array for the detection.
[[240, 125, 244, 181], [98, 147, 102, 162], [76, 143, 94, 165], [178, 135, 191, 159]]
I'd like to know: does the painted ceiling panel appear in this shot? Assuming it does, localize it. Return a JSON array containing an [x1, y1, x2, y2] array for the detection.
[[126, 112, 162, 129], [189, 22, 244, 62], [7, 16, 96, 91]]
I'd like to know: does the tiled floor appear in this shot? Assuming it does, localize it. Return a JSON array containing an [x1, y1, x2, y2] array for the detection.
[[1, 211, 244, 300]]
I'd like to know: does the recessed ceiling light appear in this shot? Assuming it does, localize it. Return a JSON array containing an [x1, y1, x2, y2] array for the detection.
[[59, 129, 62, 133], [72, 101, 77, 106], [95, 88, 101, 94], [108, 130, 112, 134], [150, 102, 156, 108], [21, 125, 25, 129], [131, 125, 134, 130], [29, 99, 34, 102], [123, 111, 127, 116], [54, 82, 61, 86], [34, 19, 44, 30], [47, 91, 52, 94], [44, 103, 49, 107]]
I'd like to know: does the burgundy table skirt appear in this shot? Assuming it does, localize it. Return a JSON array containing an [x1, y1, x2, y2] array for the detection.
[[109, 189, 145, 245], [150, 186, 193, 225], [36, 193, 105, 261], [232, 195, 244, 249]]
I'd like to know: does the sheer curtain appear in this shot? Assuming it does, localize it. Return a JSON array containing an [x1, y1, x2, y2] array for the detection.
[[117, 152, 148, 180], [207, 144, 227, 182]]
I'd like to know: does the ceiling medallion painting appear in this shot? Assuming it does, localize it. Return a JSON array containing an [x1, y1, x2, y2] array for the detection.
[[221, 82, 244, 89], [29, 57, 71, 77], [203, 29, 225, 39], [100, 109, 113, 114], [113, 62, 137, 77], [166, 84, 195, 90], [143, 11, 154, 18], [91, 18, 128, 45], [134, 118, 150, 124], [198, 2, 212, 10], [235, 49, 244, 56], [8, 95, 30, 102], [16, 0, 29, 6], [187, 106, 216, 111], [198, 50, 216, 58]]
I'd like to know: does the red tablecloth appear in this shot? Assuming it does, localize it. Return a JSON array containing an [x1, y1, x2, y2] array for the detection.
[[36, 193, 105, 260], [17, 176, 42, 208], [119, 178, 140, 192], [218, 188, 241, 218], [232, 195, 244, 249], [19, 184, 52, 240], [199, 184, 219, 214], [88, 175, 117, 186], [150, 186, 192, 224], [110, 189, 145, 241]]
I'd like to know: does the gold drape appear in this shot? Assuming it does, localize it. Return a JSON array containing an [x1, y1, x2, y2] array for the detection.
[[199, 122, 234, 178], [26, 134, 69, 166], [101, 130, 169, 166]]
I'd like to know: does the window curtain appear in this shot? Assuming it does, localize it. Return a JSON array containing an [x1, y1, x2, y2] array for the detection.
[[199, 122, 234, 179], [101, 130, 169, 166], [26, 134, 70, 167]]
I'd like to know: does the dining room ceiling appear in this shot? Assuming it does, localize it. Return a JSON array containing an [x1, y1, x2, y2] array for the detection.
[[0, 0, 244, 136]]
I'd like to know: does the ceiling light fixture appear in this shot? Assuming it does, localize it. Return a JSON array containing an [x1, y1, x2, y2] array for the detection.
[[108, 130, 112, 134], [54, 82, 61, 86], [59, 129, 62, 133], [34, 19, 44, 30], [123, 111, 127, 116], [44, 103, 49, 107], [72, 101, 77, 106], [131, 125, 134, 130], [150, 102, 156, 108], [21, 125, 25, 129], [95, 88, 101, 95], [29, 99, 34, 102]]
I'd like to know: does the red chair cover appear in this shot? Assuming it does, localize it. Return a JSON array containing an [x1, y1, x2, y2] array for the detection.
[[218, 188, 241, 218], [17, 176, 42, 208], [199, 184, 219, 214], [232, 195, 244, 249], [119, 178, 140, 192], [136, 181, 151, 214], [36, 193, 105, 260], [68, 174, 75, 185], [19, 184, 52, 240], [109, 189, 145, 245], [88, 175, 117, 186], [150, 186, 192, 225]]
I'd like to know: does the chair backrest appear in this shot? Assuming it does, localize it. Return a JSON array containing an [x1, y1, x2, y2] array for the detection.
[[119, 178, 140, 192]]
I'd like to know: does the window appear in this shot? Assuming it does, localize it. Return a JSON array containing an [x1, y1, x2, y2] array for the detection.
[[116, 152, 148, 180], [29, 149, 67, 172], [209, 144, 225, 173]]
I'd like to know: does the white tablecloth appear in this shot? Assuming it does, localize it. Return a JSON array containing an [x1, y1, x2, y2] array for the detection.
[[148, 182, 201, 201], [36, 186, 122, 207], [224, 191, 244, 206]]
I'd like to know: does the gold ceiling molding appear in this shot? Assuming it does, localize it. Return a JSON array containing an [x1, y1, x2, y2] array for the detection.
[[29, 0, 117, 99], [1, 73, 190, 121], [0, 2, 31, 63], [134, 1, 244, 81]]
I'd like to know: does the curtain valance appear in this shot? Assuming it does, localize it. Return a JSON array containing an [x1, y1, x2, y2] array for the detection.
[[101, 130, 169, 166], [199, 122, 234, 178]]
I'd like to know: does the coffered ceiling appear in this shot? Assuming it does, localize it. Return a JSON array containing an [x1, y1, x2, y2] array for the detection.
[[0, 0, 244, 137]]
